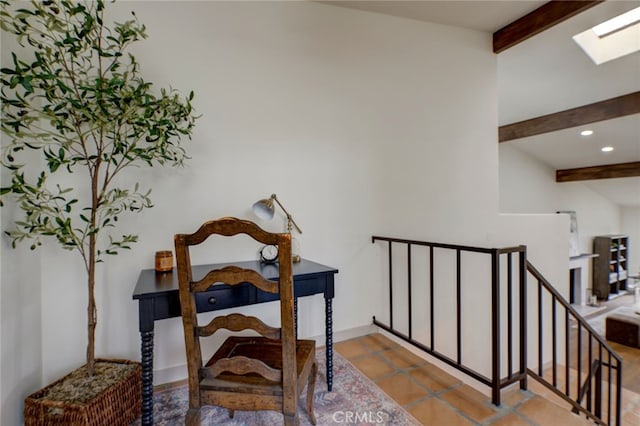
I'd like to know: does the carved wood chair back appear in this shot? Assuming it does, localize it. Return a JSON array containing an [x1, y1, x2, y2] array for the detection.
[[174, 217, 317, 425]]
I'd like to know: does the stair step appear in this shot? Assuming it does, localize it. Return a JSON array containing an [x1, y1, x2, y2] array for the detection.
[[516, 394, 593, 425], [533, 363, 640, 425]]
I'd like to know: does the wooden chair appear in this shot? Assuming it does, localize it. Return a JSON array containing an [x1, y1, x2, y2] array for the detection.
[[174, 217, 317, 425]]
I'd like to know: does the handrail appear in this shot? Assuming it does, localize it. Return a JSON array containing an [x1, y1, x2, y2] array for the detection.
[[372, 235, 623, 426], [526, 261, 621, 359], [526, 260, 622, 426], [372, 236, 528, 406], [372, 235, 524, 254]]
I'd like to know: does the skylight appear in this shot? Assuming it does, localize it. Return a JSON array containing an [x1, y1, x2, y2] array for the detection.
[[592, 7, 640, 37], [573, 6, 640, 65]]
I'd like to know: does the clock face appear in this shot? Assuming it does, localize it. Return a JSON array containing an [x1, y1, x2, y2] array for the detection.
[[260, 244, 279, 263]]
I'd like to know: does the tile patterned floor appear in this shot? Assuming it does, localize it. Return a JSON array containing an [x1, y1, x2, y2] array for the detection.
[[335, 333, 640, 425]]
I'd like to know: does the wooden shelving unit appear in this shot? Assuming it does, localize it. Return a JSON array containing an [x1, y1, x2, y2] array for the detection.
[[593, 235, 629, 300]]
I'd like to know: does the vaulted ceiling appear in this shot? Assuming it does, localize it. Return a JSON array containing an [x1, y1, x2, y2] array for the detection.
[[319, 1, 640, 207]]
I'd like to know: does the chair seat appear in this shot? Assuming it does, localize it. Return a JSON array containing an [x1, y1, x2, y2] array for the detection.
[[202, 336, 316, 395]]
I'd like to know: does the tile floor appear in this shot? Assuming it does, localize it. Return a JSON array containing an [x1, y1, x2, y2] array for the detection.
[[335, 333, 640, 425]]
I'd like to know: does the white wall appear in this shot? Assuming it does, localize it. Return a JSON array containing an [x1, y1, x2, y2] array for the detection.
[[499, 143, 621, 253], [0, 25, 44, 425], [622, 207, 640, 277], [1, 2, 568, 423]]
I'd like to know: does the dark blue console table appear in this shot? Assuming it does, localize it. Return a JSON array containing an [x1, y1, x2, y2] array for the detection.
[[132, 258, 338, 425]]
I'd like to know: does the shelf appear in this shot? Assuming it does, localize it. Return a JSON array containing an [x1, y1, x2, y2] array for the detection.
[[593, 235, 629, 300]]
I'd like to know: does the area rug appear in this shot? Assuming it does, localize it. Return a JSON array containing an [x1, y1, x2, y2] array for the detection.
[[586, 306, 640, 336], [131, 349, 420, 425]]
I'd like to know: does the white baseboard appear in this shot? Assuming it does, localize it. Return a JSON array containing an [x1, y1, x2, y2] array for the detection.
[[154, 364, 188, 386], [314, 324, 378, 347]]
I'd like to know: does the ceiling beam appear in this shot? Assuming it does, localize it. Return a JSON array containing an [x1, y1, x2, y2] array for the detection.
[[556, 162, 640, 182], [493, 0, 603, 53], [499, 91, 640, 142]]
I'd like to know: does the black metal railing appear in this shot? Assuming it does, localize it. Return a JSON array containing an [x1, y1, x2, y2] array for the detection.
[[371, 236, 527, 406], [372, 236, 623, 426], [527, 261, 622, 426]]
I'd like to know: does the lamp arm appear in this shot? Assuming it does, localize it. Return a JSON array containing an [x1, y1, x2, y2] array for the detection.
[[272, 194, 303, 234]]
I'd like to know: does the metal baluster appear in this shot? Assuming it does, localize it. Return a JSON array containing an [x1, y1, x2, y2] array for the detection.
[[507, 253, 513, 378], [587, 334, 592, 412], [389, 241, 393, 329], [430, 246, 435, 351], [608, 350, 612, 425], [457, 249, 462, 365], [595, 343, 602, 420], [538, 280, 543, 376], [552, 297, 557, 387], [577, 322, 582, 403], [565, 309, 570, 397], [408, 244, 412, 340]]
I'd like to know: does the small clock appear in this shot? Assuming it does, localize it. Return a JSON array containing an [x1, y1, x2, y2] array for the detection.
[[259, 244, 279, 264]]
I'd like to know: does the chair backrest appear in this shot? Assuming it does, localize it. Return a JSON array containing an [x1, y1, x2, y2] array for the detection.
[[174, 217, 296, 402]]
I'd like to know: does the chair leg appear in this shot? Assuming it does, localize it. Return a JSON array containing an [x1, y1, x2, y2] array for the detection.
[[185, 408, 202, 426], [306, 361, 318, 425], [283, 413, 300, 426], [229, 409, 235, 418]]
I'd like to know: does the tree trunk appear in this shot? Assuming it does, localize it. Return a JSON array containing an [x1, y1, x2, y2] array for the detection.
[[87, 232, 97, 376], [87, 166, 100, 376]]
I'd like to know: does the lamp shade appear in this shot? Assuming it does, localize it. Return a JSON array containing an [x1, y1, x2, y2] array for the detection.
[[252, 197, 275, 220]]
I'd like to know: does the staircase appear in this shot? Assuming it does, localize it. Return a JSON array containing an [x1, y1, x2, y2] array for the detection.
[[526, 261, 622, 425], [372, 236, 624, 426]]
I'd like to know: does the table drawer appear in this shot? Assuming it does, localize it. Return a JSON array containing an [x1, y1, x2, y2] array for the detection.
[[255, 277, 326, 303], [195, 285, 250, 312], [256, 289, 279, 304]]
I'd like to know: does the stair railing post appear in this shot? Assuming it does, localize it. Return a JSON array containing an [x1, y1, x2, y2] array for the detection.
[[519, 248, 528, 391], [616, 360, 622, 426], [491, 249, 501, 406], [594, 358, 602, 420], [388, 241, 393, 329]]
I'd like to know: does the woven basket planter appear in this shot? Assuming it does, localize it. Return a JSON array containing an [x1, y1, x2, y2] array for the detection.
[[24, 359, 141, 426]]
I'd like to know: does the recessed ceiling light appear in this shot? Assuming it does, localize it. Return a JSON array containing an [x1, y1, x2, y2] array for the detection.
[[580, 130, 594, 136], [601, 146, 614, 152]]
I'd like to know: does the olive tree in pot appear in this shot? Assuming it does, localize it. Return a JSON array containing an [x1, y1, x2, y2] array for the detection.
[[0, 0, 197, 422]]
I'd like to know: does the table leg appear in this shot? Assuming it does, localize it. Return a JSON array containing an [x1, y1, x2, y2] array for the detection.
[[325, 297, 333, 391], [141, 330, 154, 426], [294, 297, 298, 339]]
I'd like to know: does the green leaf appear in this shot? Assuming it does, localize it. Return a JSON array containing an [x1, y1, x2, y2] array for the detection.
[[1, 0, 197, 279]]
